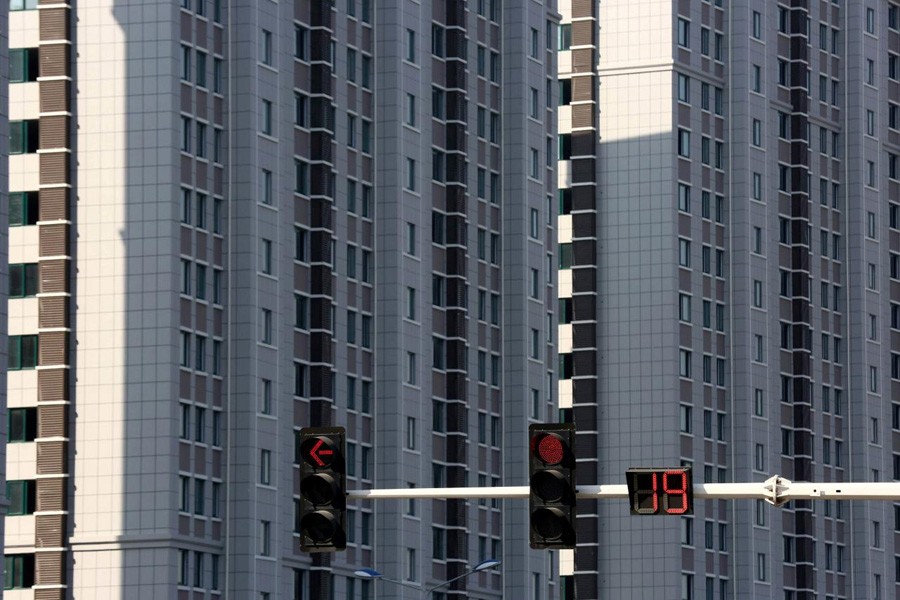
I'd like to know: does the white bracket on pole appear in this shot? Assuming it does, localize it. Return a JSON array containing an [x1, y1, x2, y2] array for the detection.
[[762, 474, 791, 506]]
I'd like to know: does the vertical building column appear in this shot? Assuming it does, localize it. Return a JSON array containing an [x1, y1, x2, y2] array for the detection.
[[443, 2, 470, 595], [567, 0, 600, 596], [307, 2, 336, 597], [0, 0, 7, 592], [35, 0, 73, 598], [787, 1, 814, 598]]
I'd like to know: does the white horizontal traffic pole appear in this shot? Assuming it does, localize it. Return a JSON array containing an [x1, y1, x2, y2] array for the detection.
[[347, 486, 530, 500], [346, 483, 760, 500], [347, 481, 900, 502], [779, 481, 900, 500], [347, 484, 758, 500]]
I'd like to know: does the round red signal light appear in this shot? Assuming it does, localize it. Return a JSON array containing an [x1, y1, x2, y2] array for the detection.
[[535, 434, 565, 465]]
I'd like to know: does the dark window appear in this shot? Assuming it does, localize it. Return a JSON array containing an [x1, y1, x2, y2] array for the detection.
[[9, 264, 38, 298], [558, 189, 572, 215], [9, 192, 39, 227], [558, 133, 571, 159], [558, 298, 574, 324], [10, 120, 39, 154], [6, 480, 36, 515], [559, 353, 574, 379], [9, 48, 39, 83], [8, 408, 37, 443], [3, 554, 35, 590], [8, 335, 39, 370], [559, 79, 572, 105], [558, 243, 573, 269]]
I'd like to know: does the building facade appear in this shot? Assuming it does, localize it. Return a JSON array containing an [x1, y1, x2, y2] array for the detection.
[[557, 1, 900, 599], [6, 1, 560, 599], [0, 0, 8, 592]]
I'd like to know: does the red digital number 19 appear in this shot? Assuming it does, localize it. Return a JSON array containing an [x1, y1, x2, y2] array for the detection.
[[662, 470, 689, 514]]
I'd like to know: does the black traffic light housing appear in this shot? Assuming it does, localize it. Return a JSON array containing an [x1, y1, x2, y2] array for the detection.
[[298, 426, 347, 552], [529, 422, 576, 549]]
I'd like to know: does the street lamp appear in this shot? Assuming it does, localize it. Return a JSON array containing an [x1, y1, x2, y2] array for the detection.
[[355, 558, 501, 598]]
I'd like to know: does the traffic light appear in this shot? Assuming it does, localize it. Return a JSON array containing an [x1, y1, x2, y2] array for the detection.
[[298, 426, 347, 552], [529, 422, 576, 549]]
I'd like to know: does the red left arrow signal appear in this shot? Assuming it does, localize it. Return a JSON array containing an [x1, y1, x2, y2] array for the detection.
[[307, 438, 334, 467]]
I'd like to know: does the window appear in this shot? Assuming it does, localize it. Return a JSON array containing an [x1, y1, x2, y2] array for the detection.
[[181, 45, 192, 81], [677, 18, 690, 48], [194, 478, 206, 515], [9, 192, 39, 227], [406, 548, 417, 581], [260, 169, 273, 206], [677, 128, 691, 157], [406, 352, 417, 385], [752, 119, 762, 146], [558, 24, 572, 50], [679, 350, 692, 378], [260, 449, 271, 485], [406, 158, 417, 191], [259, 29, 273, 66], [678, 238, 691, 267], [405, 28, 416, 62], [347, 48, 357, 82], [9, 336, 38, 371], [6, 480, 36, 516], [10, 120, 39, 154], [751, 64, 761, 93], [677, 74, 690, 102], [9, 263, 38, 298], [679, 294, 692, 322], [10, 48, 39, 83], [347, 114, 357, 148], [258, 99, 274, 136], [682, 573, 694, 600], [754, 444, 765, 471], [213, 58, 223, 93], [530, 148, 540, 178], [678, 183, 691, 212], [4, 554, 35, 589], [405, 93, 416, 127], [752, 11, 762, 39], [259, 520, 271, 556], [558, 134, 571, 160], [867, 7, 876, 34], [261, 308, 273, 344]]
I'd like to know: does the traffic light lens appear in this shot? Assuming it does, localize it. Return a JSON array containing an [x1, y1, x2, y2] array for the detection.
[[301, 473, 339, 505], [531, 470, 568, 502], [531, 507, 567, 540], [536, 434, 564, 465], [300, 436, 338, 468], [301, 511, 338, 543]]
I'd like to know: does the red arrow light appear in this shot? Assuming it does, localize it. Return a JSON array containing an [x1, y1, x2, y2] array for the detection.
[[308, 438, 334, 467]]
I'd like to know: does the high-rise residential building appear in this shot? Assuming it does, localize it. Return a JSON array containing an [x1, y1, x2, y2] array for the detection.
[[6, 0, 562, 599], [558, 1, 900, 599]]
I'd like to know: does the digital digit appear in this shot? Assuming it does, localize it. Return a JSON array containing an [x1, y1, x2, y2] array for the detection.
[[662, 470, 689, 514], [632, 472, 659, 514]]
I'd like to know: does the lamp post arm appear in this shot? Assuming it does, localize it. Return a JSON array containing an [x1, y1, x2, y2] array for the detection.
[[424, 568, 480, 596], [374, 576, 424, 593]]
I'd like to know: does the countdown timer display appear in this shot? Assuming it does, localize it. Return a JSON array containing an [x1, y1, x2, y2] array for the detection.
[[625, 467, 694, 515]]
